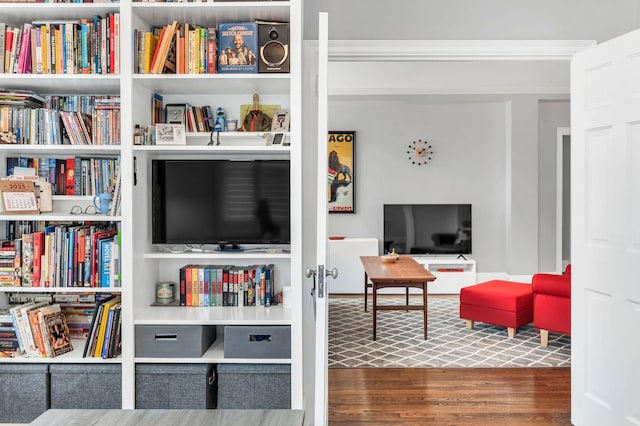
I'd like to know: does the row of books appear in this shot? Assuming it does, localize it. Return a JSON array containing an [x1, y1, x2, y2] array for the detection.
[[178, 264, 276, 307], [0, 103, 121, 145], [134, 20, 288, 75], [8, 291, 107, 342], [0, 224, 120, 288], [83, 294, 121, 358], [5, 301, 73, 358], [0, 14, 120, 75], [7, 156, 120, 197]]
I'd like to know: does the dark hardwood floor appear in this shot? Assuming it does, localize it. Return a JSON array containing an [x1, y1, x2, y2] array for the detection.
[[328, 367, 571, 425]]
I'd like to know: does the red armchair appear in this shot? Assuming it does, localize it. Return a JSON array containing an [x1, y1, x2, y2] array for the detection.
[[532, 265, 571, 347]]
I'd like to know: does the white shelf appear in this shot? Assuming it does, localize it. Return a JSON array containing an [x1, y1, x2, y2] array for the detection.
[[134, 338, 290, 364], [0, 144, 121, 156], [131, 74, 290, 95], [132, 2, 290, 27], [144, 250, 290, 260], [0, 3, 120, 23], [134, 304, 291, 326], [0, 287, 122, 293], [0, 213, 121, 222], [0, 339, 122, 364], [0, 74, 121, 95]]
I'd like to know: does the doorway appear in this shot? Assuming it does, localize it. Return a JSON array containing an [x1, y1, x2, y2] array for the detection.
[[556, 127, 571, 273]]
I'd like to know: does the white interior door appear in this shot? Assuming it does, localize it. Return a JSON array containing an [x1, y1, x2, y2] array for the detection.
[[571, 28, 640, 425], [313, 12, 330, 426]]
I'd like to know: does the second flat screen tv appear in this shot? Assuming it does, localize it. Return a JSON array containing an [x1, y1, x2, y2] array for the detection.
[[384, 204, 472, 255], [152, 159, 290, 246]]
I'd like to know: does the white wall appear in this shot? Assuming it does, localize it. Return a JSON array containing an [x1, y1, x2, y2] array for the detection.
[[326, 95, 569, 274], [306, 0, 640, 43]]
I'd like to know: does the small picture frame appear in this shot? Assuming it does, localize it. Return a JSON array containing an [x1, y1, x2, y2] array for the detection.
[[272, 109, 290, 132], [272, 133, 284, 145], [165, 104, 186, 126], [155, 124, 186, 145]]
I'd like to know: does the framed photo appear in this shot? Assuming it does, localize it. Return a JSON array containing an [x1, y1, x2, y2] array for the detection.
[[327, 131, 355, 213], [155, 124, 186, 146], [272, 109, 290, 132]]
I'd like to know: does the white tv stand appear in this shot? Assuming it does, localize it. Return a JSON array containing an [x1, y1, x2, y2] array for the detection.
[[412, 256, 477, 294]]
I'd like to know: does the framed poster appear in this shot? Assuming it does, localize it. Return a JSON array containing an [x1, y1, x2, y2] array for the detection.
[[327, 131, 355, 213]]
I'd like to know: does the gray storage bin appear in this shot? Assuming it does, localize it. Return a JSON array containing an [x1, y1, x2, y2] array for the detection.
[[224, 325, 291, 359], [217, 363, 290, 409], [135, 325, 216, 358], [0, 363, 49, 423], [136, 363, 217, 409], [50, 363, 121, 409]]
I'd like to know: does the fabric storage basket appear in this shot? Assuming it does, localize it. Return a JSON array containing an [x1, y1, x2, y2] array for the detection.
[[0, 363, 49, 423], [50, 363, 121, 409], [135, 363, 217, 409], [217, 363, 290, 409]]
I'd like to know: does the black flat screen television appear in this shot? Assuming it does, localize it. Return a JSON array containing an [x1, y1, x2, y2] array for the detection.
[[384, 204, 472, 255], [152, 159, 290, 246]]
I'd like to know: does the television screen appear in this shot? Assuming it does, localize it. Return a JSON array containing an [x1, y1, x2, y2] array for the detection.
[[152, 159, 290, 245], [383, 204, 472, 255]]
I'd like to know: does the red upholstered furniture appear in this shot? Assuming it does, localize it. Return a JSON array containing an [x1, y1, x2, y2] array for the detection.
[[459, 280, 534, 338], [532, 264, 571, 347]]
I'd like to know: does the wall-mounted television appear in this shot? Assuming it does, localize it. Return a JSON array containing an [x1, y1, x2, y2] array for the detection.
[[152, 159, 290, 246], [383, 204, 472, 255]]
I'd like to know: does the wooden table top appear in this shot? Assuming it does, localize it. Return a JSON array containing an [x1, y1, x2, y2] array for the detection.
[[360, 255, 437, 283]]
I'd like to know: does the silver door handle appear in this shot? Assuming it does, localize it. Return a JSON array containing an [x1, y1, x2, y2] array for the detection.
[[326, 268, 338, 279]]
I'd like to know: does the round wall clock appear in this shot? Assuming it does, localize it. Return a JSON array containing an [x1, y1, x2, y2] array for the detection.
[[407, 139, 433, 165]]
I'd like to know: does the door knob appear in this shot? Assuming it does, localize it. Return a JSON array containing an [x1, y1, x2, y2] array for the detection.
[[326, 268, 338, 279], [305, 267, 316, 278]]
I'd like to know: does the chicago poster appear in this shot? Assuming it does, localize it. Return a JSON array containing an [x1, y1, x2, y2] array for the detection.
[[328, 131, 355, 213]]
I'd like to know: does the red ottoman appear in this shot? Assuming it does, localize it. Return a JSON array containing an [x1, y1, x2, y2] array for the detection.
[[459, 280, 533, 338]]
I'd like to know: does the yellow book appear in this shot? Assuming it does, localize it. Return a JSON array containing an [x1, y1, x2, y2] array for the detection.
[[93, 296, 121, 357], [55, 27, 63, 75], [40, 25, 48, 74], [143, 32, 158, 74]]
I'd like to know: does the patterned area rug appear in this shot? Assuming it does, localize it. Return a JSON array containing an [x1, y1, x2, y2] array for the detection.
[[329, 297, 571, 368]]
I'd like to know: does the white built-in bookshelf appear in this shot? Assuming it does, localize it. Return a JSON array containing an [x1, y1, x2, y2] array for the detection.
[[0, 0, 302, 412]]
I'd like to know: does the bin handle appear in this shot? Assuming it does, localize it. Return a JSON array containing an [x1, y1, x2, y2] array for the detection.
[[249, 334, 272, 342], [155, 334, 178, 341]]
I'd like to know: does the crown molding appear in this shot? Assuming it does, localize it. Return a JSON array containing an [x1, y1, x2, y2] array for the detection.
[[317, 40, 596, 61]]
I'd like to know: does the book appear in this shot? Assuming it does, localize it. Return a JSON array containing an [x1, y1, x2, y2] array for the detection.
[[206, 27, 217, 74], [40, 304, 73, 357], [217, 22, 258, 74]]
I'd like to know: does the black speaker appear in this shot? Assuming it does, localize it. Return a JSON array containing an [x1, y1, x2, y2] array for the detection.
[[258, 22, 290, 73]]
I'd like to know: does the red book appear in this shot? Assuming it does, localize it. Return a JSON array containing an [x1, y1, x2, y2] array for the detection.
[[65, 158, 75, 195], [185, 266, 192, 306], [109, 13, 115, 74], [32, 231, 44, 287], [206, 27, 216, 74]]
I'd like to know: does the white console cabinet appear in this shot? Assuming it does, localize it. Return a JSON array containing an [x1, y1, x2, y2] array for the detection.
[[328, 238, 378, 294], [413, 257, 477, 294]]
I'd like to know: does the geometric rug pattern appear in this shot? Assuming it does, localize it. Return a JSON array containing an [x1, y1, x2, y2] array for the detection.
[[329, 297, 571, 368]]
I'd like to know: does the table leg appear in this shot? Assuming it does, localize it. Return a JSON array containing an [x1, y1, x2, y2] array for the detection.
[[373, 283, 377, 340], [405, 286, 409, 311], [422, 282, 428, 340], [364, 272, 368, 312]]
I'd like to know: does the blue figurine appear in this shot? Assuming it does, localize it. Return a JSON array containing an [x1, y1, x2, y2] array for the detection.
[[214, 107, 226, 132]]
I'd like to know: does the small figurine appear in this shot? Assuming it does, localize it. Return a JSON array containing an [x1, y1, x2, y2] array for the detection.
[[241, 94, 271, 132], [214, 107, 226, 132]]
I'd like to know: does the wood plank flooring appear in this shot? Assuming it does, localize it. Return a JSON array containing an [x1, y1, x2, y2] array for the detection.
[[328, 367, 571, 425]]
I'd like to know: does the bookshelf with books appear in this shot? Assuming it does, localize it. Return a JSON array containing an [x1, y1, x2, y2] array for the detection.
[[130, 0, 302, 410], [0, 4, 126, 423], [0, 0, 301, 415]]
